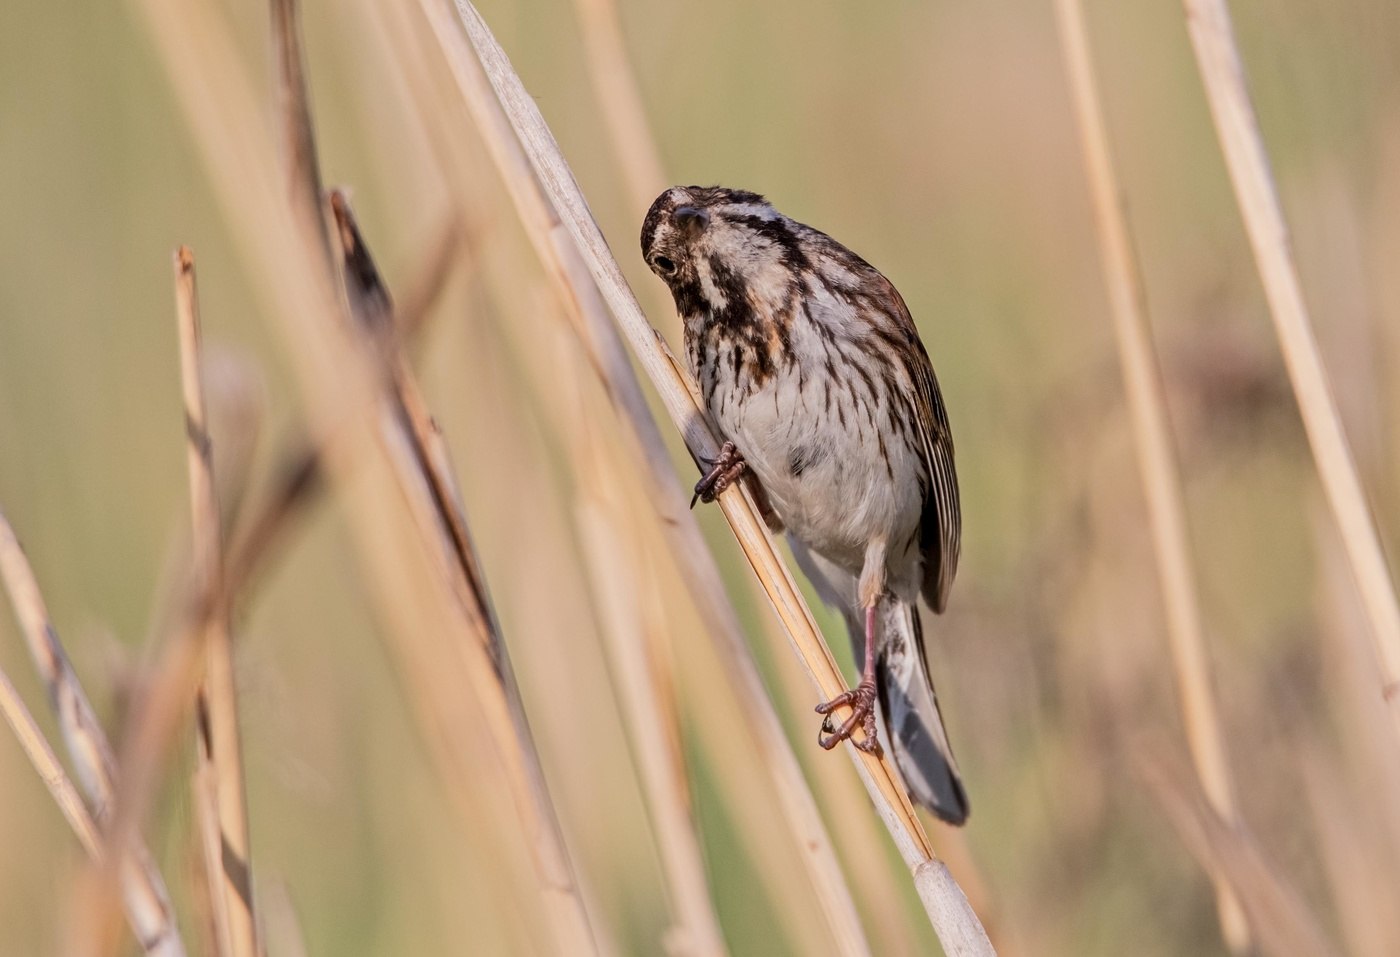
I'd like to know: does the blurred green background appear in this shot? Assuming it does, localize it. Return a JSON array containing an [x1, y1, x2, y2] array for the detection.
[[2, 0, 1399, 954]]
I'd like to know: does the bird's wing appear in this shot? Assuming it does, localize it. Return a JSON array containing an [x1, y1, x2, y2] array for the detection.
[[882, 282, 961, 613]]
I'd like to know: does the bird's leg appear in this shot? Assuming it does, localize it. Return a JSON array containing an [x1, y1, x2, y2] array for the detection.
[[816, 602, 881, 754], [691, 440, 747, 507]]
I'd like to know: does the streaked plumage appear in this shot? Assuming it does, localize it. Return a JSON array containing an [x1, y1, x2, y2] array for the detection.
[[642, 186, 968, 824]]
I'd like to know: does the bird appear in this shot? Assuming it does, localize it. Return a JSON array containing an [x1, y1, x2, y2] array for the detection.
[[641, 185, 968, 824]]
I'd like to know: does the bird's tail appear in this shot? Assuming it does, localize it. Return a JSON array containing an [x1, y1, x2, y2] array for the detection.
[[876, 598, 969, 825], [786, 537, 968, 824]]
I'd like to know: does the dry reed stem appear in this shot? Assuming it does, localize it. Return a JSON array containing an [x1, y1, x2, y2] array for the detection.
[[284, 7, 595, 949], [102, 0, 361, 929], [574, 510, 730, 957], [175, 247, 260, 957], [272, 0, 331, 261], [1181, 0, 1400, 728], [0, 514, 117, 812], [425, 2, 992, 950], [191, 747, 232, 957], [567, 0, 666, 218], [1301, 747, 1398, 957], [1309, 513, 1400, 955], [0, 510, 185, 957], [119, 0, 505, 947], [1053, 1, 1249, 949], [222, 214, 461, 599], [0, 662, 102, 858], [260, 879, 311, 957], [328, 193, 602, 955], [127, 0, 581, 947], [1135, 751, 1338, 957], [409, 4, 883, 951], [565, 0, 681, 349], [552, 322, 727, 955], [512, 306, 821, 950]]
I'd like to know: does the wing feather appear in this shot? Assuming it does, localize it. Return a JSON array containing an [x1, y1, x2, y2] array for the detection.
[[880, 281, 960, 613]]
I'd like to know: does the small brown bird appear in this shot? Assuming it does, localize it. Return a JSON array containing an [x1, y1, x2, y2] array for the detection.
[[641, 186, 968, 824]]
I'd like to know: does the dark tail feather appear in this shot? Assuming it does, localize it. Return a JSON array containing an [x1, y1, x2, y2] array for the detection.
[[876, 600, 969, 825]]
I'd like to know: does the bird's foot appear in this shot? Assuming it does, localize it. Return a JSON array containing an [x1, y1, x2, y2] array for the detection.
[[815, 679, 881, 754], [691, 440, 746, 508]]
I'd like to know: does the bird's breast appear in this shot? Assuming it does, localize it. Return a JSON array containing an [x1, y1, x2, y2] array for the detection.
[[692, 324, 925, 578]]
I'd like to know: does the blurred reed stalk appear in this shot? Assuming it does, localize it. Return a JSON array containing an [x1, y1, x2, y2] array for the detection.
[[1180, 0, 1400, 730], [1310, 510, 1400, 956], [175, 247, 260, 957], [567, 0, 666, 217], [0, 510, 185, 956], [1052, 0, 1249, 949], [296, 32, 602, 956], [1135, 750, 1338, 957], [123, 0, 600, 951], [260, 879, 310, 957], [564, 364, 730, 957], [405, 3, 882, 953], [328, 192, 608, 956], [0, 662, 102, 860], [221, 213, 461, 603], [424, 4, 993, 951]]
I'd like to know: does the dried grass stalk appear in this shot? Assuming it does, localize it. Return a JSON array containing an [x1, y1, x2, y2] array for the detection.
[[128, 0, 594, 948], [1136, 751, 1338, 957], [328, 193, 602, 955], [567, 0, 666, 217], [1181, 0, 1400, 728], [222, 214, 460, 599], [175, 247, 260, 957], [1053, 1, 1248, 948], [424, 2, 993, 950], [542, 308, 726, 954], [0, 510, 185, 957], [575, 507, 730, 957], [0, 662, 103, 857]]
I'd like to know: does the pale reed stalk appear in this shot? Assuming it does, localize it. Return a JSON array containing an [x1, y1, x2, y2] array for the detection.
[[0, 663, 102, 858], [567, 0, 666, 216], [573, 491, 730, 957], [0, 510, 185, 956], [1181, 0, 1400, 733], [1052, 0, 1248, 948], [123, 0, 596, 951], [175, 247, 260, 957], [330, 192, 603, 956], [529, 296, 727, 955], [1135, 751, 1338, 957]]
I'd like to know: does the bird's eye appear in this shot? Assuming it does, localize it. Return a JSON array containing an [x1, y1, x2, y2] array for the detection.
[[653, 255, 677, 276]]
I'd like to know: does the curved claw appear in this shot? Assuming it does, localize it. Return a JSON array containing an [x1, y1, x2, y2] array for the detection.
[[814, 682, 880, 754], [692, 440, 746, 508]]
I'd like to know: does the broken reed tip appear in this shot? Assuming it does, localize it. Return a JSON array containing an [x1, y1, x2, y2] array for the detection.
[[328, 189, 361, 256]]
